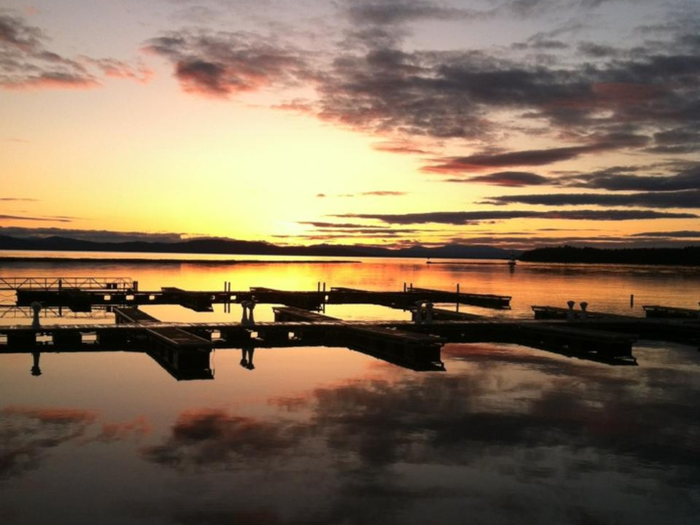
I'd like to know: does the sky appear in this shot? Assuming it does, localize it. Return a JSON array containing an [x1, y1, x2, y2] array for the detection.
[[1, 0, 700, 250]]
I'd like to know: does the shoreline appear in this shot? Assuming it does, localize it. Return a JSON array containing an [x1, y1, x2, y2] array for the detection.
[[0, 257, 359, 265]]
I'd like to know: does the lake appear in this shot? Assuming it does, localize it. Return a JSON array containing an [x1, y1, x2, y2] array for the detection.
[[1, 253, 699, 525]]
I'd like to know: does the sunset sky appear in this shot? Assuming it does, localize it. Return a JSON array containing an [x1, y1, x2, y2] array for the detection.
[[2, 0, 699, 250]]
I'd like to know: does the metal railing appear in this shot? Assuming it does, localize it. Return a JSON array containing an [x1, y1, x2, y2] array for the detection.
[[0, 277, 133, 291], [0, 305, 113, 319]]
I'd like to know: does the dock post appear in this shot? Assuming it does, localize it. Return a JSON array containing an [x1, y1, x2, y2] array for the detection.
[[31, 301, 42, 329], [241, 301, 250, 325], [31, 352, 42, 377], [413, 301, 424, 325], [567, 300, 576, 320], [248, 300, 256, 326], [425, 302, 434, 324], [580, 301, 588, 320], [456, 283, 460, 313], [317, 282, 321, 292], [323, 282, 326, 293], [630, 294, 634, 307], [133, 281, 139, 292], [403, 282, 406, 292]]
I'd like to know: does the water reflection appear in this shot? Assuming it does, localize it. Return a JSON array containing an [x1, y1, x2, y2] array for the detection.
[[1, 340, 699, 524], [1, 257, 699, 524], [240, 344, 255, 370], [129, 342, 700, 524]]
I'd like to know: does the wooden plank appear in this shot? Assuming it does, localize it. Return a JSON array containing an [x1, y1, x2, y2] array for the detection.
[[532, 305, 635, 320], [643, 305, 700, 319]]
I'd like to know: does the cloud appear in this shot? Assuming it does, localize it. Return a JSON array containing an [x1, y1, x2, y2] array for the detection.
[[83, 417, 152, 444], [0, 406, 97, 479], [135, 337, 700, 524], [344, 0, 480, 26], [314, 191, 407, 198], [631, 230, 700, 238], [81, 57, 152, 83], [0, 197, 37, 201], [484, 189, 700, 208], [446, 171, 551, 187], [144, 2, 700, 168], [372, 141, 431, 155], [563, 165, 700, 191], [141, 409, 305, 470], [335, 209, 698, 224], [0, 214, 72, 223], [0, 12, 150, 90], [650, 126, 700, 154], [144, 30, 309, 98], [423, 134, 649, 173], [297, 221, 387, 229]]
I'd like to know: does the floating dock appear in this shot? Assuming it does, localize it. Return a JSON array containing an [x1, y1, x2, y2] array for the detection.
[[643, 305, 700, 319], [273, 306, 445, 371], [11, 280, 511, 313], [3, 277, 699, 377]]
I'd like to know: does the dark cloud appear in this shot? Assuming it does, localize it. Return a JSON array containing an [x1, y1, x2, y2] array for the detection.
[[650, 126, 700, 154], [144, 30, 309, 97], [423, 146, 603, 173], [484, 189, 700, 208], [141, 409, 305, 470], [565, 165, 700, 191], [146, 3, 700, 163], [0, 197, 37, 202], [345, 0, 479, 26], [0, 214, 72, 223], [0, 13, 96, 89], [446, 171, 551, 187], [0, 13, 150, 89], [335, 209, 697, 224], [0, 407, 97, 479], [578, 42, 621, 58], [423, 134, 649, 173], [297, 221, 387, 229], [632, 230, 700, 238]]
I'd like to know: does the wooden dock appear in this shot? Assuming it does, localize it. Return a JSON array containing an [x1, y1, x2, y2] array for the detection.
[[114, 307, 213, 380], [643, 305, 700, 319], [532, 305, 634, 320], [0, 316, 645, 366], [13, 285, 510, 312], [273, 306, 445, 371], [3, 278, 700, 375]]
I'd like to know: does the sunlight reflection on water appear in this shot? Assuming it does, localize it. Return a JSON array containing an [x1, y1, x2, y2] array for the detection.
[[0, 255, 699, 524]]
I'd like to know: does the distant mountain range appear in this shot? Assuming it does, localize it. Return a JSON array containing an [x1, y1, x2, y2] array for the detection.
[[0, 234, 515, 260]]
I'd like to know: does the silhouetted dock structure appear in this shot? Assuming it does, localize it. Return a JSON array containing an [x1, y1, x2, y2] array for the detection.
[[273, 306, 445, 370], [2, 277, 699, 378], [10, 279, 511, 313], [532, 305, 634, 320], [643, 305, 700, 319]]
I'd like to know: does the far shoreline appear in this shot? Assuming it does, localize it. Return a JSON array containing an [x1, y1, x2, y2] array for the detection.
[[0, 256, 360, 265]]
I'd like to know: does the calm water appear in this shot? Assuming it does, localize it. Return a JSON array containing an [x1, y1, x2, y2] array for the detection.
[[1, 253, 699, 524]]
